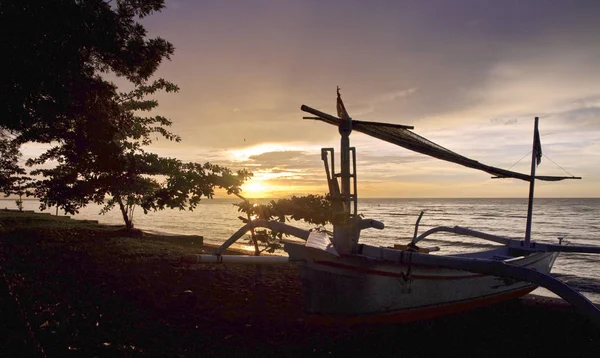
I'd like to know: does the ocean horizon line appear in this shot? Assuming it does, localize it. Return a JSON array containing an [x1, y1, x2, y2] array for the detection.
[[6, 197, 600, 202]]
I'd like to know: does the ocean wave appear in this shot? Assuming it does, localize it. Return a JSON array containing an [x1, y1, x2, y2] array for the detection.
[[552, 273, 600, 293]]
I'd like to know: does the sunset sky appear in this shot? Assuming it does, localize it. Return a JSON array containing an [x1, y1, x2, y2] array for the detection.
[[25, 0, 600, 198]]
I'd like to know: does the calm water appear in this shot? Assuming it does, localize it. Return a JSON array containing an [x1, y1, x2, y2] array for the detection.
[[4, 198, 600, 303]]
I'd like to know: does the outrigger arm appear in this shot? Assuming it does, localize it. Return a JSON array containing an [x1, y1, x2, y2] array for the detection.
[[414, 225, 512, 246], [213, 220, 311, 255], [404, 252, 600, 326], [412, 225, 600, 254], [210, 218, 384, 256], [408, 222, 600, 325]]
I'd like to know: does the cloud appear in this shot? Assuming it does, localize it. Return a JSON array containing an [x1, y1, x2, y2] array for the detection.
[[132, 1, 600, 197], [490, 118, 518, 126], [351, 88, 418, 117]]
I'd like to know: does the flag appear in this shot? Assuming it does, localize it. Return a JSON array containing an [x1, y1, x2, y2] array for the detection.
[[534, 125, 542, 166], [336, 86, 350, 120]]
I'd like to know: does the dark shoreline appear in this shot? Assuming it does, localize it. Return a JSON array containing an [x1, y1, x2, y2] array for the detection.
[[1, 212, 599, 356]]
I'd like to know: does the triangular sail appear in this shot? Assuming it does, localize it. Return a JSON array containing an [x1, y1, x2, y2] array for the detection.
[[301, 104, 580, 182]]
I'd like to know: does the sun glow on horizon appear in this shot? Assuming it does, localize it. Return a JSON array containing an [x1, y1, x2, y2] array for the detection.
[[240, 180, 271, 198]]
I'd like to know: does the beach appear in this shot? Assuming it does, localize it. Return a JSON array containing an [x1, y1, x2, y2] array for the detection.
[[1, 212, 599, 357]]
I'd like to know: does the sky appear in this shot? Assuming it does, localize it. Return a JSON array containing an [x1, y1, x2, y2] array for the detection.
[[25, 0, 600, 198]]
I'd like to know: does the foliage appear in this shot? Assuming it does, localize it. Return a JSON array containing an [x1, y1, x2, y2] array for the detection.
[[0, 1, 252, 228], [10, 176, 32, 212], [234, 194, 332, 255], [1, 0, 173, 144], [1, 134, 32, 211], [15, 198, 24, 212], [0, 134, 25, 193], [29, 80, 252, 228], [1, 0, 176, 216]]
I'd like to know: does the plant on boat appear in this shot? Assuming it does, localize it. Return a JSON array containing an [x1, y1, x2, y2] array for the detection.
[[234, 194, 332, 255]]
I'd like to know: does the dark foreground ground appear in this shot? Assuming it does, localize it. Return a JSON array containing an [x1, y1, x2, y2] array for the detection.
[[1, 211, 599, 357]]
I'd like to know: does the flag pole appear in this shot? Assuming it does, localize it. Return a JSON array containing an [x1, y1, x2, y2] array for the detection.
[[524, 117, 540, 247]]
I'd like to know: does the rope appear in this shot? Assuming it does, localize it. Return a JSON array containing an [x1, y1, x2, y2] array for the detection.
[[506, 151, 532, 171], [543, 154, 577, 177], [506, 151, 578, 178]]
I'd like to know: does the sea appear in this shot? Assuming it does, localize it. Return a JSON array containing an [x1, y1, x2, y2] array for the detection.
[[3, 197, 600, 304]]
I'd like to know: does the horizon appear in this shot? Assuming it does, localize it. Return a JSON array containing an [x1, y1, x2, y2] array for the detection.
[[19, 1, 600, 199], [6, 196, 600, 201]]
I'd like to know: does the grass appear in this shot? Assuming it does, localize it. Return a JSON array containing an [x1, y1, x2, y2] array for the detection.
[[0, 209, 205, 256], [0, 210, 283, 357], [0, 210, 215, 356]]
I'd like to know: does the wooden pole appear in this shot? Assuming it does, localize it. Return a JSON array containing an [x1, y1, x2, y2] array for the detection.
[[524, 117, 539, 247], [332, 114, 355, 254], [339, 119, 351, 214], [182, 255, 289, 264]]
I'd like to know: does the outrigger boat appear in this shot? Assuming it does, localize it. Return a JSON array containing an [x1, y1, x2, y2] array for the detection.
[[189, 89, 600, 325]]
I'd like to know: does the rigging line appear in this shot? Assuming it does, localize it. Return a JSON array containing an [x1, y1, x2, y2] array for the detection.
[[543, 154, 577, 177], [506, 151, 532, 171]]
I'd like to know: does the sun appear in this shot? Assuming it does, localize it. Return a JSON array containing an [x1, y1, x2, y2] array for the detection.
[[241, 181, 270, 198]]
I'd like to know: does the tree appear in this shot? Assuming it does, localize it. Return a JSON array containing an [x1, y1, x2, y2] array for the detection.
[[2, 1, 252, 227], [1, 0, 174, 145], [234, 194, 333, 255], [1, 0, 177, 212], [7, 176, 32, 212], [30, 80, 252, 229], [0, 134, 32, 212], [0, 134, 23, 190]]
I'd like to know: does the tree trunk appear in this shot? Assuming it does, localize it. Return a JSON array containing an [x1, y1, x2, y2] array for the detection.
[[116, 196, 133, 229], [16, 193, 23, 212]]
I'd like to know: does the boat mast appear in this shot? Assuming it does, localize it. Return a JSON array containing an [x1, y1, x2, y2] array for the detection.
[[339, 114, 352, 216], [299, 90, 360, 254], [524, 117, 540, 247], [332, 87, 358, 254]]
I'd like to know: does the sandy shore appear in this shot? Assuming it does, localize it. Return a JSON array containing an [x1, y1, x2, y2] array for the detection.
[[0, 216, 599, 356]]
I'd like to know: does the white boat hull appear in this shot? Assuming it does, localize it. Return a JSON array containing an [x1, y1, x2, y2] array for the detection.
[[284, 242, 559, 322]]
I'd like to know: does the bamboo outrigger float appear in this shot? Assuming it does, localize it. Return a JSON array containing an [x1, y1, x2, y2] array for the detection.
[[190, 89, 600, 325]]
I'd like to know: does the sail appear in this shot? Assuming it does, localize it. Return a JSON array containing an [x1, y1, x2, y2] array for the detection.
[[300, 105, 580, 182], [352, 120, 534, 181]]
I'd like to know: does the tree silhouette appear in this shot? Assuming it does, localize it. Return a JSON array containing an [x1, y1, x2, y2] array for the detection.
[[30, 80, 252, 229], [1, 0, 173, 145], [1, 1, 252, 226], [0, 135, 27, 200], [1, 135, 31, 211]]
